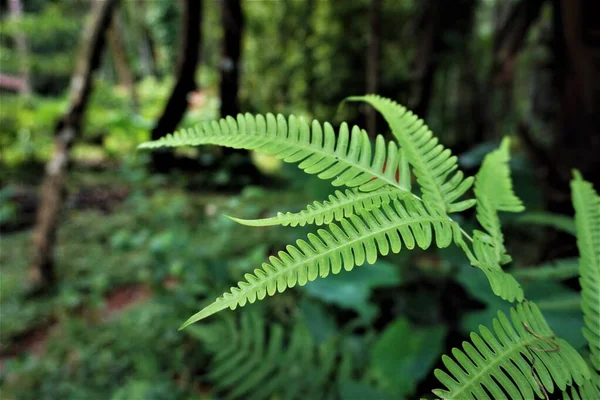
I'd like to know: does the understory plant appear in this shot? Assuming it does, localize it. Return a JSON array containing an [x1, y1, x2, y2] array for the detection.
[[139, 95, 599, 399]]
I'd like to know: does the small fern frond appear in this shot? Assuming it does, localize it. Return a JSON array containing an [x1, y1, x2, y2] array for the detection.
[[571, 171, 600, 372], [139, 113, 414, 196], [199, 310, 351, 400], [180, 199, 459, 328], [516, 212, 576, 235], [513, 258, 580, 282], [474, 137, 524, 266], [345, 95, 475, 214], [433, 302, 591, 400], [227, 187, 404, 227]]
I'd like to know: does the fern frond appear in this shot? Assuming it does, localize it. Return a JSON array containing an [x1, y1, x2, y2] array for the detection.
[[513, 258, 579, 282], [571, 171, 600, 372], [227, 187, 404, 227], [200, 311, 350, 400], [474, 137, 524, 266], [180, 199, 458, 328], [345, 95, 475, 214], [139, 113, 414, 196], [433, 302, 590, 400], [517, 212, 576, 235]]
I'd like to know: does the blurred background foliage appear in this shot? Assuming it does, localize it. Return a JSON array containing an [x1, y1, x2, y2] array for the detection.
[[0, 0, 597, 399]]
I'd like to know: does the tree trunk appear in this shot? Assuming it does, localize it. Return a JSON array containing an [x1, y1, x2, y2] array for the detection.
[[150, 0, 203, 172], [30, 0, 117, 290], [219, 0, 243, 118], [366, 0, 381, 137], [410, 0, 442, 118], [8, 0, 31, 96], [547, 0, 600, 211], [108, 9, 138, 112]]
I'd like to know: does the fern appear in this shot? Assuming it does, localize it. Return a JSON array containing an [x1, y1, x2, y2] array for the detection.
[[513, 258, 579, 282], [227, 187, 403, 227], [571, 171, 600, 373], [433, 302, 590, 400], [190, 310, 352, 400], [179, 199, 458, 328], [139, 113, 414, 196], [345, 95, 475, 214]]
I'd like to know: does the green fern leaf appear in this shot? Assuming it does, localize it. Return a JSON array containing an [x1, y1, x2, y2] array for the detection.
[[139, 113, 414, 196], [345, 95, 475, 214], [227, 187, 404, 227], [433, 302, 590, 400], [571, 171, 600, 372], [179, 199, 459, 328]]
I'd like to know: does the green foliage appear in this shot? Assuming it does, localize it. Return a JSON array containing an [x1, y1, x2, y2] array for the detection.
[[189, 310, 353, 399], [138, 96, 600, 400], [433, 302, 590, 400], [370, 317, 446, 397]]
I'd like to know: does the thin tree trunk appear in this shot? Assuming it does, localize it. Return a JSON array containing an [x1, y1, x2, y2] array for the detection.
[[219, 0, 244, 118], [366, 0, 381, 137], [547, 0, 600, 210], [8, 0, 31, 96], [410, 0, 441, 118], [108, 9, 139, 112], [30, 0, 117, 290], [150, 0, 203, 172]]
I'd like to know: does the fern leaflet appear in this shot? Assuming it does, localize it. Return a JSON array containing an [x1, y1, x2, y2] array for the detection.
[[227, 187, 404, 227], [433, 302, 590, 400], [473, 137, 524, 265], [139, 113, 414, 196], [179, 199, 458, 328], [345, 95, 475, 214]]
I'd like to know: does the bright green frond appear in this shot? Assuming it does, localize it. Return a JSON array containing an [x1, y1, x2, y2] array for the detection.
[[139, 113, 413, 196], [345, 95, 475, 214], [433, 302, 591, 400], [227, 187, 404, 227], [571, 171, 600, 372], [196, 310, 351, 400], [180, 199, 459, 328]]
